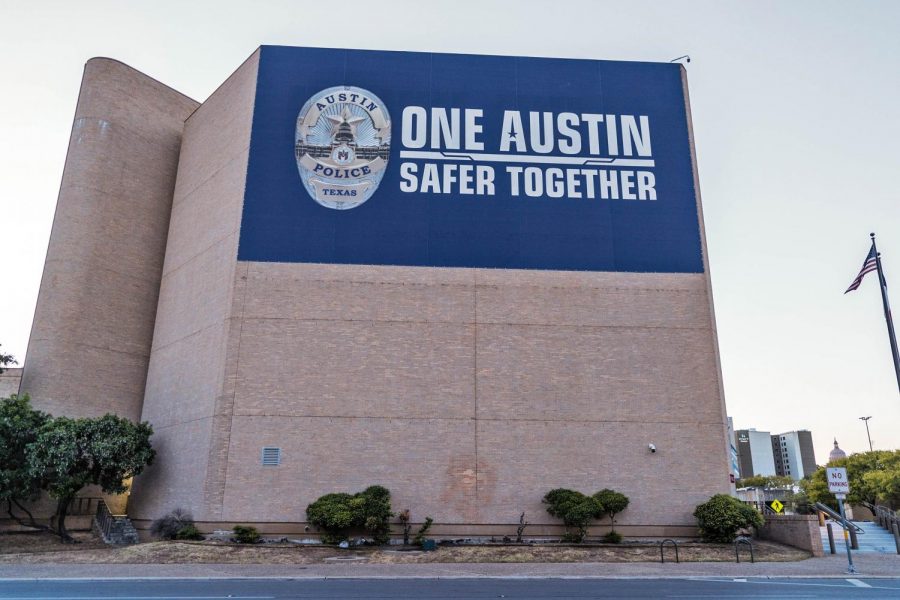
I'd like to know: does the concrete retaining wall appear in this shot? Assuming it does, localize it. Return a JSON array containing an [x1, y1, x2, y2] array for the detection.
[[758, 514, 823, 556]]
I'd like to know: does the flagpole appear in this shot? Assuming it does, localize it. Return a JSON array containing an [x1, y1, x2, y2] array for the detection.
[[870, 232, 900, 395]]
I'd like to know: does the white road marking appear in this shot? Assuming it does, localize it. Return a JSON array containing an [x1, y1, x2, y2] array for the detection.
[[847, 578, 872, 588]]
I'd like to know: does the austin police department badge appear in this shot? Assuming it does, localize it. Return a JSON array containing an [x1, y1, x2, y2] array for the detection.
[[295, 86, 391, 210]]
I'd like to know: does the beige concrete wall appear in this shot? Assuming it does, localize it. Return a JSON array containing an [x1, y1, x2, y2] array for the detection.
[[20, 58, 198, 421], [209, 264, 730, 533], [0, 367, 22, 398], [129, 51, 260, 522]]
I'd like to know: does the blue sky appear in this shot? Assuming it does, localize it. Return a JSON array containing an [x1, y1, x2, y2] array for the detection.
[[1, 0, 898, 464]]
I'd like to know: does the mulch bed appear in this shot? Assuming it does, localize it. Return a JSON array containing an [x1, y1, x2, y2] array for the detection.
[[0, 531, 810, 564]]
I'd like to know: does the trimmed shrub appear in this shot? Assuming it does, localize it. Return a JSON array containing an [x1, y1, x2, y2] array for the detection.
[[232, 525, 260, 544], [693, 494, 764, 543], [150, 508, 195, 540], [593, 489, 630, 533], [175, 524, 203, 540], [413, 516, 434, 547], [306, 485, 393, 544], [601, 531, 623, 544], [542, 488, 603, 543]]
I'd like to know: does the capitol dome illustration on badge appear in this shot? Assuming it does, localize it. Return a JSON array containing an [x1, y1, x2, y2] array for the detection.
[[294, 86, 391, 210]]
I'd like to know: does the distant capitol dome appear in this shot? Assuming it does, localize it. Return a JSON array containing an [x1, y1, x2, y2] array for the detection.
[[829, 439, 847, 462]]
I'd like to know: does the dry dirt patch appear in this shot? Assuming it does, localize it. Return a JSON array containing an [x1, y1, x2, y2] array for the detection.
[[0, 532, 809, 564]]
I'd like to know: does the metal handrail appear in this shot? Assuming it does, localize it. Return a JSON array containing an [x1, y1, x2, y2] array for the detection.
[[734, 537, 754, 563], [659, 539, 679, 563], [815, 502, 864, 533], [95, 499, 114, 540], [70, 496, 102, 516]]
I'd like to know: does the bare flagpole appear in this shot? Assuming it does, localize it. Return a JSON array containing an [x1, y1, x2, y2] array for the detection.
[[870, 233, 900, 395]]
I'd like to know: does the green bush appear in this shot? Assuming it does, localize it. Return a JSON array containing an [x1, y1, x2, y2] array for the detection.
[[306, 485, 393, 544], [593, 489, 629, 533], [693, 494, 764, 543], [413, 516, 434, 546], [175, 524, 203, 540], [542, 488, 603, 543], [601, 531, 623, 544], [232, 525, 260, 544]]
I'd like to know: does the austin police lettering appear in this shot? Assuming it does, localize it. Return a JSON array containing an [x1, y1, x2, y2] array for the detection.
[[397, 106, 657, 200]]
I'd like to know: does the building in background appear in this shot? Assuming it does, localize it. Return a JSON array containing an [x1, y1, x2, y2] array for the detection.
[[735, 429, 777, 477], [771, 430, 817, 480], [727, 417, 740, 482], [828, 439, 847, 463]]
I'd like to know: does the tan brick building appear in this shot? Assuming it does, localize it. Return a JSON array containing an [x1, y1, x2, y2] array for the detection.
[[20, 47, 732, 539]]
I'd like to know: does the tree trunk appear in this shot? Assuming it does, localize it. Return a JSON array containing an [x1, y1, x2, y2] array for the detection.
[[55, 497, 75, 543], [6, 498, 49, 532]]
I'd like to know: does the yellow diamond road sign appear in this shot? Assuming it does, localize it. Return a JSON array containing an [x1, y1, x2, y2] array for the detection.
[[769, 499, 784, 513]]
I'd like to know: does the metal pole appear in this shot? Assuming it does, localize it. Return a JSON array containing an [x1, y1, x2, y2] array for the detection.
[[826, 522, 836, 554], [860, 416, 873, 452], [870, 233, 900, 395], [838, 497, 856, 573]]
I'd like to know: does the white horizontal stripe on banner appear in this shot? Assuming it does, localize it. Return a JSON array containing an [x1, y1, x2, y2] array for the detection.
[[399, 150, 655, 168]]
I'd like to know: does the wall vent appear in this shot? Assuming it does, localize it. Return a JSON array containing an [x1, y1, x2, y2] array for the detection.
[[261, 447, 281, 466]]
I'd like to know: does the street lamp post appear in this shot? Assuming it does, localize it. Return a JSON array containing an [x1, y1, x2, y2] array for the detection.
[[859, 416, 873, 452]]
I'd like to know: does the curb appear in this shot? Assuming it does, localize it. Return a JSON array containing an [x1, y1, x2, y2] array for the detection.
[[3, 574, 900, 581]]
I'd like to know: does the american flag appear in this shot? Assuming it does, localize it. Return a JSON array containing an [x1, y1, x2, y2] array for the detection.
[[845, 245, 878, 293]]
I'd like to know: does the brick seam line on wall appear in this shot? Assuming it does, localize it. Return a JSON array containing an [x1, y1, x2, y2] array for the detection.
[[171, 139, 253, 204], [216, 261, 252, 518], [242, 280, 706, 296], [230, 414, 725, 426], [248, 279, 705, 295], [473, 268, 479, 499], [229, 317, 712, 332]]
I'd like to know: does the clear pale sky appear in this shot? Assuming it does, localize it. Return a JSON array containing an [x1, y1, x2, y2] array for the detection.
[[1, 0, 898, 465]]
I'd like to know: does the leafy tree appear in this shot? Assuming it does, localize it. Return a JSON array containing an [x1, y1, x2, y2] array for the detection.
[[736, 475, 794, 489], [801, 469, 835, 511], [0, 344, 15, 374], [542, 488, 603, 543], [693, 494, 764, 543], [862, 469, 900, 509], [593, 489, 629, 533], [802, 450, 900, 510], [783, 489, 814, 515], [0, 394, 51, 529], [27, 414, 155, 542]]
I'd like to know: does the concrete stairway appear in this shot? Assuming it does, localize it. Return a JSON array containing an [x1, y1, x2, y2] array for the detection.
[[820, 520, 898, 554], [92, 500, 139, 545], [92, 515, 139, 545]]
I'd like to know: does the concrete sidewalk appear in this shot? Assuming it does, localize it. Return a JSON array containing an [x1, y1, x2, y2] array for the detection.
[[1, 553, 898, 580]]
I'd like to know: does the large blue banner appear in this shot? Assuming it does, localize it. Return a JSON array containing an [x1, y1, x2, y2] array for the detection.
[[238, 46, 703, 273]]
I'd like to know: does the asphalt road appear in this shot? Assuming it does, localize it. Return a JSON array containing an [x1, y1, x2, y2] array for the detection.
[[2, 578, 900, 599]]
